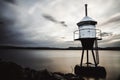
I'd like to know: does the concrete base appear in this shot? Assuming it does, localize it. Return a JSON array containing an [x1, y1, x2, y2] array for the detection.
[[74, 65, 106, 78]]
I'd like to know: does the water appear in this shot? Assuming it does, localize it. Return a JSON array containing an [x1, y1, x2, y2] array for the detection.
[[0, 49, 120, 80]]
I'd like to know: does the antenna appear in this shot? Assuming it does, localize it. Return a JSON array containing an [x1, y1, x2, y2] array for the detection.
[[85, 4, 88, 16]]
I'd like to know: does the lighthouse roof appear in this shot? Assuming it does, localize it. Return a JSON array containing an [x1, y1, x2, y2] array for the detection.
[[77, 16, 97, 26], [81, 16, 96, 22]]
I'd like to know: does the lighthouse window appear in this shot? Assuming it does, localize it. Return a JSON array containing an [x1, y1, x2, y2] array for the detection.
[[88, 30, 90, 32]]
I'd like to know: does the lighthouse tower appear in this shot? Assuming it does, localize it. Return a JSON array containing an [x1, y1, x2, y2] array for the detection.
[[74, 4, 106, 78]]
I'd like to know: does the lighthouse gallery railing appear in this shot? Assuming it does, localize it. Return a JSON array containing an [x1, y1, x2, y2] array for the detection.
[[73, 28, 102, 40]]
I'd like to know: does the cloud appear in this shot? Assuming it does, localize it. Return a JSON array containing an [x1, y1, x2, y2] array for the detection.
[[42, 14, 67, 27], [42, 14, 57, 23], [0, 0, 120, 47], [1, 0, 15, 4], [0, 2, 14, 43], [101, 32, 113, 37], [0, 1, 34, 45], [99, 34, 120, 47], [100, 13, 120, 26], [60, 21, 67, 27]]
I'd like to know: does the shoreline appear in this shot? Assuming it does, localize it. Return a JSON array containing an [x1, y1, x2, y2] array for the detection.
[[0, 59, 84, 80], [0, 47, 120, 51]]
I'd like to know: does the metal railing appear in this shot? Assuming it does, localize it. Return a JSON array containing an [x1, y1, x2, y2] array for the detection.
[[73, 28, 102, 40]]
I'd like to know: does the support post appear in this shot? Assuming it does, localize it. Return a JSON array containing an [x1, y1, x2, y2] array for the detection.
[[95, 40, 99, 64], [80, 49, 84, 66], [87, 50, 89, 67], [91, 50, 97, 67]]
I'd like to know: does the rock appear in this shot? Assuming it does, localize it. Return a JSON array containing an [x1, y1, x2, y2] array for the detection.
[[0, 59, 84, 80], [53, 73, 66, 80], [38, 69, 53, 80], [64, 73, 83, 80], [0, 61, 24, 80]]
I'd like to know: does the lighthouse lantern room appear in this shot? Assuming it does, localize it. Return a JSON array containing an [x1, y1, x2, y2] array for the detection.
[[77, 16, 97, 38]]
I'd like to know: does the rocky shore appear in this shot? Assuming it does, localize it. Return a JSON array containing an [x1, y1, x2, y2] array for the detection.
[[0, 59, 84, 80]]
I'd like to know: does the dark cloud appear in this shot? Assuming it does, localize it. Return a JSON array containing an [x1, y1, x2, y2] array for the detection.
[[0, 0, 29, 45], [4, 0, 15, 4], [42, 14, 67, 27], [0, 1, 15, 44], [42, 14, 57, 23], [0, 18, 14, 41], [100, 13, 120, 26], [60, 21, 67, 27], [100, 40, 120, 47], [110, 34, 120, 40], [99, 34, 120, 47], [101, 32, 113, 37], [0, 0, 120, 48], [0, 0, 15, 4], [109, 40, 120, 47]]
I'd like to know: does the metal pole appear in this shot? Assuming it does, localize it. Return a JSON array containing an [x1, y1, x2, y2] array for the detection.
[[91, 50, 97, 67], [85, 4, 88, 16], [80, 49, 84, 66], [95, 40, 99, 64], [87, 49, 89, 67]]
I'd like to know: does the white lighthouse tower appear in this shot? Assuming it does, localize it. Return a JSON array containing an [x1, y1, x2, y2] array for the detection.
[[77, 4, 97, 39], [74, 4, 106, 78]]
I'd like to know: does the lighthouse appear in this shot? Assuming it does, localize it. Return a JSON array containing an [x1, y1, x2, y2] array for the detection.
[[74, 4, 106, 78]]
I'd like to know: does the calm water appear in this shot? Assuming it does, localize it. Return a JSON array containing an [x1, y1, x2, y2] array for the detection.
[[0, 49, 120, 80]]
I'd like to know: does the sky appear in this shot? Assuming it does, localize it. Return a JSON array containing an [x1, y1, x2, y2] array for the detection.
[[0, 0, 120, 48]]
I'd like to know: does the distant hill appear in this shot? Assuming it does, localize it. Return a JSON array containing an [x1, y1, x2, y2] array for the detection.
[[0, 45, 120, 50]]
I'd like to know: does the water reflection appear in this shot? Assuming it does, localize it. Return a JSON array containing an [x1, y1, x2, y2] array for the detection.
[[0, 49, 120, 80]]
